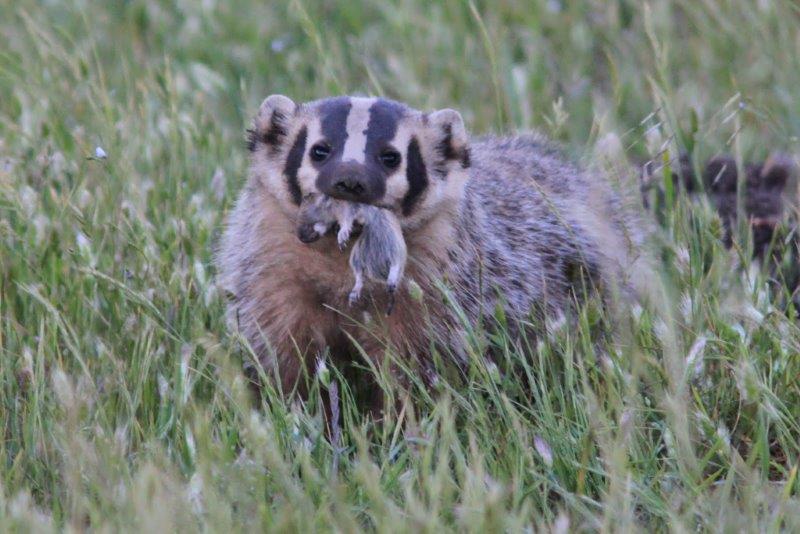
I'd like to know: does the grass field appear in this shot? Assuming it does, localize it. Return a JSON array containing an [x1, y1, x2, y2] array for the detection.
[[2, 0, 800, 531]]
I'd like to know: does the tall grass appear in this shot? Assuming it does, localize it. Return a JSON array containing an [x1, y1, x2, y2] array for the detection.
[[1, 0, 799, 530]]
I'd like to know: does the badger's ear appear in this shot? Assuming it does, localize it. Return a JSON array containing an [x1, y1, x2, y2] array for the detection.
[[760, 153, 796, 190], [248, 94, 297, 153], [427, 108, 470, 168]]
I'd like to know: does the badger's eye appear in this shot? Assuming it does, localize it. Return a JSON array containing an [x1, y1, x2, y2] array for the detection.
[[379, 149, 401, 169], [310, 143, 331, 162]]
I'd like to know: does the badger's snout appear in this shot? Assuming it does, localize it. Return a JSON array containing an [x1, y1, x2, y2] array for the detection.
[[334, 174, 365, 198], [317, 160, 385, 204]]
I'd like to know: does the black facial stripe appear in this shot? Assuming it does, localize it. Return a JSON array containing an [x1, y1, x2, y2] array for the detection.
[[402, 136, 428, 216], [283, 125, 307, 205], [315, 97, 352, 167], [365, 99, 405, 162]]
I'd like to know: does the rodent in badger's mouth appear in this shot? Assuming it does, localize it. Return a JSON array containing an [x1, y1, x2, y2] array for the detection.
[[297, 218, 364, 244], [295, 193, 406, 315]]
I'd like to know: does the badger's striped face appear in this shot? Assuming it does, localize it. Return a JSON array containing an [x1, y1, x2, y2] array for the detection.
[[247, 95, 471, 227]]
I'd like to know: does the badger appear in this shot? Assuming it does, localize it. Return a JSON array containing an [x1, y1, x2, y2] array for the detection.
[[640, 152, 798, 257], [295, 193, 407, 312], [217, 95, 650, 397]]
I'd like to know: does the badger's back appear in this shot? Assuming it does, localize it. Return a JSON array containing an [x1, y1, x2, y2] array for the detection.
[[443, 134, 647, 322]]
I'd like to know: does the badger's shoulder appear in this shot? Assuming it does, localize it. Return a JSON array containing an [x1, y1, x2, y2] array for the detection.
[[468, 133, 586, 191], [448, 131, 651, 309], [461, 132, 593, 229]]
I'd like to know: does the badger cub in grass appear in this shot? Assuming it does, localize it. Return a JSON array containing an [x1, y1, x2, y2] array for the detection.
[[296, 194, 407, 313], [217, 94, 649, 397]]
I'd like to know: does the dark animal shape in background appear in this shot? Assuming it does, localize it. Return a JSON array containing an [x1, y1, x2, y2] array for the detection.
[[641, 152, 798, 259], [641, 151, 800, 308], [702, 154, 796, 256]]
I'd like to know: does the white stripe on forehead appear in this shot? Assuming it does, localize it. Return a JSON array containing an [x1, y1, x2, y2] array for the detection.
[[341, 97, 377, 163]]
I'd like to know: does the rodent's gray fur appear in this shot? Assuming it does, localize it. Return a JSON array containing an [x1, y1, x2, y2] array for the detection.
[[296, 194, 407, 313]]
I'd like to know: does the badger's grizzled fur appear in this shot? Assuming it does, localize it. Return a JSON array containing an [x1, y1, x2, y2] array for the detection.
[[217, 95, 650, 397]]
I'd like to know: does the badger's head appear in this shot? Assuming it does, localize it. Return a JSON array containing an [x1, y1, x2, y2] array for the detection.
[[247, 95, 471, 229]]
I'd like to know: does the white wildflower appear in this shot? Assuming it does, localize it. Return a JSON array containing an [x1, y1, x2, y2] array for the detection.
[[271, 37, 288, 52], [686, 335, 707, 377], [654, 318, 671, 344], [716, 425, 731, 448], [187, 472, 204, 516], [32, 214, 49, 246], [731, 323, 746, 342], [742, 303, 764, 325], [762, 399, 779, 420], [180, 344, 192, 404], [75, 231, 95, 267], [553, 513, 570, 534], [19, 185, 38, 217], [485, 361, 501, 383], [680, 292, 693, 321], [211, 167, 226, 201], [157, 373, 170, 399], [533, 435, 553, 467], [193, 260, 207, 289], [51, 368, 74, 409], [546, 310, 567, 339]]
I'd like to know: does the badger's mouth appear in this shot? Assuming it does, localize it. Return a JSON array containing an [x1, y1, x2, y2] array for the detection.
[[296, 221, 364, 245]]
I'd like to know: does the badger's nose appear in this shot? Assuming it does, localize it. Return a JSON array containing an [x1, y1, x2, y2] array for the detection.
[[334, 176, 365, 197], [317, 160, 385, 204], [328, 162, 370, 202]]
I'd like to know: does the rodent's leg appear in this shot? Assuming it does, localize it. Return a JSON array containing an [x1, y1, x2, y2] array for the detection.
[[348, 270, 364, 306], [337, 218, 354, 250], [386, 263, 402, 294], [384, 263, 403, 315]]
